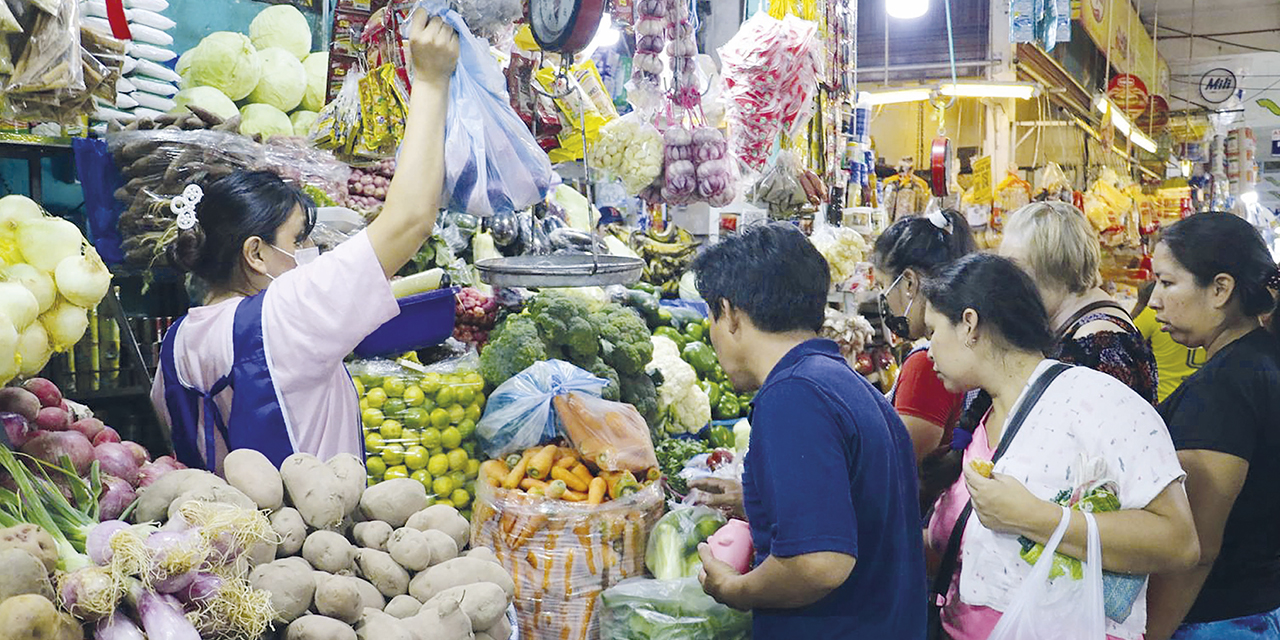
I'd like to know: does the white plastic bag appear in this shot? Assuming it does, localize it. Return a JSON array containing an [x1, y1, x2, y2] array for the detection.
[[988, 507, 1106, 640]]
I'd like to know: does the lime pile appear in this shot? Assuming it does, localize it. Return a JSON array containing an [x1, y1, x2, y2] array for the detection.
[[355, 367, 487, 519]]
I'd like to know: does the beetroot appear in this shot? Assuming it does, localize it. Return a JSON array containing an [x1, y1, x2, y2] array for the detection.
[[123, 441, 150, 465], [94, 442, 140, 486], [1, 412, 34, 447], [98, 475, 136, 521], [21, 431, 95, 474], [0, 387, 41, 422], [35, 406, 71, 431], [22, 378, 62, 408], [70, 417, 105, 440], [92, 427, 121, 446]]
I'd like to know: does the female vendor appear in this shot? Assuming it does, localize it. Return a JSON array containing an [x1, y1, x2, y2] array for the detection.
[[150, 13, 459, 472]]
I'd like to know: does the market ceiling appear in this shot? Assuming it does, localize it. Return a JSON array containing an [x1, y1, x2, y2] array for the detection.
[[1139, 0, 1280, 60]]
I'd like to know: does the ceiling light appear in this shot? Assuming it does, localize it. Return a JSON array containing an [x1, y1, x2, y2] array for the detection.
[[1095, 94, 1157, 154], [579, 14, 619, 60], [938, 82, 1039, 99], [886, 0, 928, 19], [1240, 190, 1259, 205], [860, 88, 932, 105]]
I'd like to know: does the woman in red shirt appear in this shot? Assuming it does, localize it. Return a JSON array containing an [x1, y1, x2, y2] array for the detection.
[[871, 209, 976, 462]]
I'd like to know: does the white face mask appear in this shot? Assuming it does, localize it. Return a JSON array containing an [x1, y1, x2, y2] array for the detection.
[[270, 243, 319, 266]]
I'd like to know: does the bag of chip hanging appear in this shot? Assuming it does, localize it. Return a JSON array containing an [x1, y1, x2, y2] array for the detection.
[[404, 0, 554, 217]]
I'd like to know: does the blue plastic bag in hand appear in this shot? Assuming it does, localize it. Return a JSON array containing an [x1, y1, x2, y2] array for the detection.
[[476, 360, 607, 458], [406, 0, 554, 217]]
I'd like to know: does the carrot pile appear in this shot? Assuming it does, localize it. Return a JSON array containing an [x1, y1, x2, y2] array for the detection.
[[479, 443, 660, 506], [472, 444, 665, 640]]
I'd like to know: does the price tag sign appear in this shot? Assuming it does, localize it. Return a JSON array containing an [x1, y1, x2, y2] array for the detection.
[[971, 156, 992, 204], [1271, 129, 1280, 157]]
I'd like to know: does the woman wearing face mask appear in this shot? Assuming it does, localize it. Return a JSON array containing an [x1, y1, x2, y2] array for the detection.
[[871, 208, 976, 462], [999, 201, 1158, 403], [150, 14, 460, 472], [1142, 214, 1280, 640], [920, 253, 1197, 640]]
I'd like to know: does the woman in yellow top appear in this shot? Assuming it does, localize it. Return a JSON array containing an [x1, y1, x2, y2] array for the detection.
[[1133, 281, 1205, 403]]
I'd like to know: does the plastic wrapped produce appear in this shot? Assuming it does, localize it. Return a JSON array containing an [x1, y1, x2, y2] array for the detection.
[[599, 577, 751, 639], [717, 13, 820, 172], [589, 113, 663, 195], [471, 481, 665, 639]]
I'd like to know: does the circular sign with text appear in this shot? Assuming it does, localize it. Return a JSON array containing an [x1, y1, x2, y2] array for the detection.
[[1199, 68, 1238, 104]]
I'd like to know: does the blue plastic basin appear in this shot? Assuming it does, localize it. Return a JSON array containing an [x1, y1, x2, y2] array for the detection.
[[354, 286, 460, 358]]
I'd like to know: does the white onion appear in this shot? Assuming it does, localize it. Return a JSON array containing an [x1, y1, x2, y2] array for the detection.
[[0, 282, 40, 331], [18, 217, 85, 272], [0, 196, 44, 264], [0, 311, 19, 385], [16, 322, 51, 377], [54, 247, 112, 308], [5, 263, 55, 313], [41, 300, 89, 351]]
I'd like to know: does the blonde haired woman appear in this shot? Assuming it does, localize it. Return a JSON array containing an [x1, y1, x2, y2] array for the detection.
[[999, 201, 1157, 403]]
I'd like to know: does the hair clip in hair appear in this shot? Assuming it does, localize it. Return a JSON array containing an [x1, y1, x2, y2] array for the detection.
[[1267, 267, 1280, 290], [171, 184, 204, 231], [926, 209, 952, 233]]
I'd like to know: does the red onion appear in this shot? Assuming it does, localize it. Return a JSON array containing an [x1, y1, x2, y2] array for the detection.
[[95, 612, 145, 640], [87, 520, 131, 565]]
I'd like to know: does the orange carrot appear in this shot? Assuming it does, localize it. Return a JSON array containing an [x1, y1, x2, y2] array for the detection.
[[570, 463, 594, 487], [503, 453, 531, 490], [520, 478, 549, 492], [527, 444, 558, 480], [481, 459, 510, 484], [554, 455, 577, 470], [562, 489, 588, 502], [551, 466, 589, 492], [587, 477, 607, 505]]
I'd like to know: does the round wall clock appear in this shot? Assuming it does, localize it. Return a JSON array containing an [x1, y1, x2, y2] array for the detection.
[[529, 0, 604, 53]]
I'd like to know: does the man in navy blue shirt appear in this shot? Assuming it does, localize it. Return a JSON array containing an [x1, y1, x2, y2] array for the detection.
[[690, 223, 926, 638]]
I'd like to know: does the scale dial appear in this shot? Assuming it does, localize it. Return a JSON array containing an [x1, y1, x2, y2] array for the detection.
[[528, 0, 603, 53]]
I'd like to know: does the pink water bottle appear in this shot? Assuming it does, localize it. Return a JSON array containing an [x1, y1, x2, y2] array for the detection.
[[707, 519, 754, 574]]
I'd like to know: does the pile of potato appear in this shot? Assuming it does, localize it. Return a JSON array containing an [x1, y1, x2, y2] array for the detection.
[[132, 450, 515, 640], [0, 524, 83, 640]]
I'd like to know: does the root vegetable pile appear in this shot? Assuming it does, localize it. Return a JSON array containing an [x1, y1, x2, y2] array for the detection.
[[346, 159, 395, 217], [451, 288, 496, 350]]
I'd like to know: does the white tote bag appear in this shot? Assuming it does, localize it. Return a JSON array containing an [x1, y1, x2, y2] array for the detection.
[[988, 507, 1106, 640]]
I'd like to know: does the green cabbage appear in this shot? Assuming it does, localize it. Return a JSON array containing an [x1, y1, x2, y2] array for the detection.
[[249, 5, 311, 60], [246, 47, 306, 112], [175, 50, 192, 84], [239, 103, 294, 140], [184, 32, 261, 101], [289, 110, 319, 136], [301, 51, 328, 112], [170, 86, 239, 121]]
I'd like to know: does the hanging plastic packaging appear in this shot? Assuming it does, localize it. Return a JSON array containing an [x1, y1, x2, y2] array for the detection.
[[403, 0, 554, 217]]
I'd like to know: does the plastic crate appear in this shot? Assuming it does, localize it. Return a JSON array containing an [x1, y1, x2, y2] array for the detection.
[[354, 287, 460, 358]]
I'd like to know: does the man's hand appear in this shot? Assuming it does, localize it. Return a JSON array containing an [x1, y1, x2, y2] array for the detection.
[[688, 477, 745, 520], [697, 543, 747, 610], [963, 465, 1049, 536], [407, 11, 459, 87]]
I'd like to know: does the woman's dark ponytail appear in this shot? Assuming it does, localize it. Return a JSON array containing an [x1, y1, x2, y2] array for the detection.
[[871, 209, 977, 278]]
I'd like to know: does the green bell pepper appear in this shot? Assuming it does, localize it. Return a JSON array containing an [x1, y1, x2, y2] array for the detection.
[[631, 281, 659, 295], [711, 363, 727, 383], [707, 425, 735, 449], [653, 326, 687, 350], [656, 307, 674, 327], [700, 380, 721, 407], [713, 394, 741, 421], [684, 322, 706, 343], [682, 341, 719, 377]]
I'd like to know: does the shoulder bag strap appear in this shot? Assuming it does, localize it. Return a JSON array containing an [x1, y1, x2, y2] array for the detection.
[[1055, 301, 1130, 340], [927, 362, 1072, 638]]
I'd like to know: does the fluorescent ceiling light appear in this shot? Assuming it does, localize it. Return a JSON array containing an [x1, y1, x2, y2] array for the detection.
[[1241, 190, 1259, 205], [1095, 95, 1157, 154], [579, 14, 619, 60], [861, 88, 932, 105], [887, 0, 928, 19], [938, 82, 1039, 99]]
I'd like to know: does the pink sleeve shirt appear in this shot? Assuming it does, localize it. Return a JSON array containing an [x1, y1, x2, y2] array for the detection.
[[151, 230, 399, 469]]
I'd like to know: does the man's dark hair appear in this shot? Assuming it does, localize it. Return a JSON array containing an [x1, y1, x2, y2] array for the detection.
[[692, 222, 829, 333]]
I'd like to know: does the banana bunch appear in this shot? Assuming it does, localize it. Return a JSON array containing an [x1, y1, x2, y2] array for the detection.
[[626, 225, 700, 296]]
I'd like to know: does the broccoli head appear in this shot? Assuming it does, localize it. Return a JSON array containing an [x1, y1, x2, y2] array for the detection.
[[585, 359, 621, 402], [593, 304, 655, 376], [620, 371, 659, 429], [478, 314, 547, 388], [529, 291, 599, 361]]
